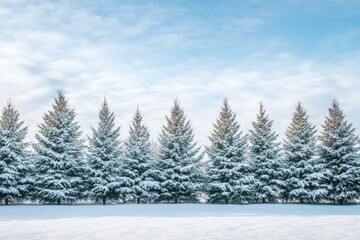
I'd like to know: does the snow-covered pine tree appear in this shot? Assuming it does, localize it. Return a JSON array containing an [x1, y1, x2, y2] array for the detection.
[[33, 90, 84, 204], [206, 98, 253, 204], [317, 99, 360, 204], [87, 99, 132, 204], [123, 107, 161, 203], [283, 102, 317, 203], [249, 102, 285, 203], [0, 101, 29, 204], [157, 100, 203, 203]]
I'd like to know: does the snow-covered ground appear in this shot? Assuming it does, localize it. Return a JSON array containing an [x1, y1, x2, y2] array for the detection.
[[1, 204, 359, 240]]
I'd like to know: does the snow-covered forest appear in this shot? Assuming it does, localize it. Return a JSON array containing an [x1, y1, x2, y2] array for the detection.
[[1, 90, 359, 205]]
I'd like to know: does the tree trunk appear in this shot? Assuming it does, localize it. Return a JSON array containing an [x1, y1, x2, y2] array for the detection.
[[175, 197, 178, 204], [137, 198, 140, 204], [225, 198, 228, 204], [102, 197, 106, 205], [57, 199, 61, 205], [5, 198, 9, 205], [300, 198, 304, 204], [262, 198, 265, 203]]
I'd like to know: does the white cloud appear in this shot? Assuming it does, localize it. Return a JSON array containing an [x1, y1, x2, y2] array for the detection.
[[0, 0, 359, 149]]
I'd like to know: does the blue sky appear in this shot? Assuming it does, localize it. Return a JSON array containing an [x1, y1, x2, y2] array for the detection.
[[0, 0, 359, 146]]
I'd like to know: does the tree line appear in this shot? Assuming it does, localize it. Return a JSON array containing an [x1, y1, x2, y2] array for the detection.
[[0, 90, 359, 205]]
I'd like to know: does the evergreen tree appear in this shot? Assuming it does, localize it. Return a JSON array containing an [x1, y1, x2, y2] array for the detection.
[[0, 101, 29, 204], [206, 99, 253, 204], [249, 102, 285, 203], [283, 102, 317, 203], [317, 99, 360, 204], [124, 107, 161, 203], [87, 99, 131, 204], [33, 90, 84, 204], [157, 100, 203, 203]]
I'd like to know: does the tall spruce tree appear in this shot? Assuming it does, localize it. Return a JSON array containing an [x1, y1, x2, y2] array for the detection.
[[317, 99, 360, 204], [283, 102, 317, 203], [249, 102, 285, 203], [157, 100, 203, 203], [124, 107, 161, 203], [206, 99, 253, 204], [33, 90, 84, 204], [0, 101, 29, 204], [87, 99, 131, 204]]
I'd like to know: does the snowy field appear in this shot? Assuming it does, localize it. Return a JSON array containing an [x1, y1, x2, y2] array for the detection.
[[1, 204, 359, 240]]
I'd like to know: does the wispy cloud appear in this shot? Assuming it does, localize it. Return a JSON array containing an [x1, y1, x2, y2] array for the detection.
[[0, 0, 359, 147]]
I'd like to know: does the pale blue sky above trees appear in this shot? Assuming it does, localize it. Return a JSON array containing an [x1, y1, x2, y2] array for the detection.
[[0, 0, 359, 146]]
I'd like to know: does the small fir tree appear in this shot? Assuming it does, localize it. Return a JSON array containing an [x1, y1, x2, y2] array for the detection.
[[249, 102, 285, 203], [33, 90, 84, 204], [124, 107, 160, 203], [317, 99, 360, 204], [0, 101, 29, 204], [87, 99, 131, 204], [283, 102, 317, 203], [206, 98, 254, 204], [157, 100, 203, 203]]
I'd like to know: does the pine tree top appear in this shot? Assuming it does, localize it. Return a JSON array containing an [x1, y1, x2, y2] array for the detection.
[[284, 102, 316, 148], [249, 101, 280, 156], [249, 101, 277, 139], [128, 107, 148, 136], [37, 90, 81, 136], [125, 106, 151, 156], [319, 99, 358, 153], [88, 98, 121, 157], [209, 98, 242, 146], [0, 100, 28, 141], [93, 98, 121, 140], [321, 99, 349, 133], [160, 99, 194, 140], [253, 101, 271, 128], [35, 90, 84, 157]]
